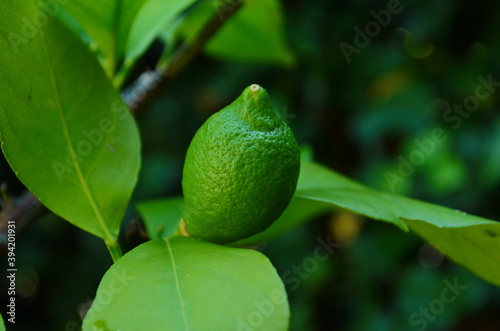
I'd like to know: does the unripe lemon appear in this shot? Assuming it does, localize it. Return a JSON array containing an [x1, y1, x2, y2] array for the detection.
[[182, 84, 300, 244]]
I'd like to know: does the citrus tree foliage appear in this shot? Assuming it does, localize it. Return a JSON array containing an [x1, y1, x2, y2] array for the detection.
[[0, 0, 498, 330]]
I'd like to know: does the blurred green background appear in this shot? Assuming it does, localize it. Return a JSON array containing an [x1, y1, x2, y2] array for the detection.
[[1, 0, 500, 330]]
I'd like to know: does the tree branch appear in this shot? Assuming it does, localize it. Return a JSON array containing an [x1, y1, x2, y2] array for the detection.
[[0, 189, 44, 254]]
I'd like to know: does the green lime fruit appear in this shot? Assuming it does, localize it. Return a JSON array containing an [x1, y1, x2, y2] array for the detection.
[[181, 84, 300, 244]]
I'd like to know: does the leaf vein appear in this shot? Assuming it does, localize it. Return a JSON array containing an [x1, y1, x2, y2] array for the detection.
[[166, 238, 189, 331]]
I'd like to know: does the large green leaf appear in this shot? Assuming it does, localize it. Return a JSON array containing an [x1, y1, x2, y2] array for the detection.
[[179, 0, 295, 67], [0, 0, 141, 241], [0, 313, 5, 331], [82, 237, 289, 331], [294, 161, 498, 230], [61, 0, 147, 76], [296, 162, 500, 285]]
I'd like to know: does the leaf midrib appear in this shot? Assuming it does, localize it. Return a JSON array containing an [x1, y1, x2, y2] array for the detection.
[[166, 239, 189, 330], [37, 0, 114, 243]]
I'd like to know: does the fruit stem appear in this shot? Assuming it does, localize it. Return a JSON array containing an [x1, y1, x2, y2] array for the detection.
[[177, 218, 191, 238]]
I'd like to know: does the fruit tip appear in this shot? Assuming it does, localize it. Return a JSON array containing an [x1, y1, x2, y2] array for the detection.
[[250, 84, 260, 93]]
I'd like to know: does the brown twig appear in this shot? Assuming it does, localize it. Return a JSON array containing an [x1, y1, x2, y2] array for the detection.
[[0, 0, 243, 250]]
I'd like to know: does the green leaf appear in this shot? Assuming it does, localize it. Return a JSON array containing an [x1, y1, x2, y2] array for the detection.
[[404, 220, 500, 286], [82, 237, 289, 331], [294, 161, 498, 232], [114, 0, 198, 86], [137, 197, 183, 239], [124, 0, 198, 68], [287, 161, 500, 286], [61, 0, 148, 77], [0, 1, 141, 241], [296, 162, 409, 231], [180, 0, 295, 67], [0, 313, 5, 331]]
